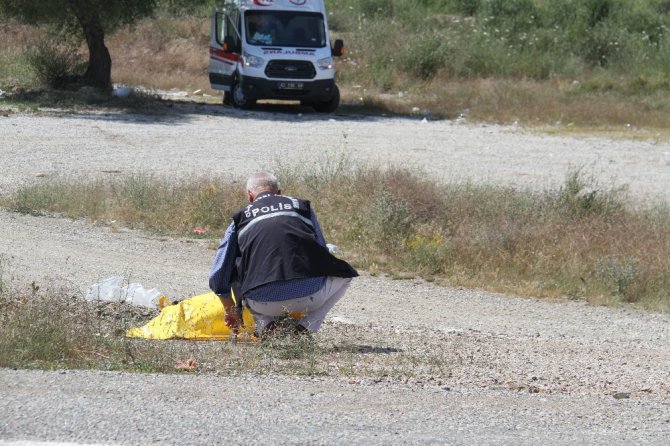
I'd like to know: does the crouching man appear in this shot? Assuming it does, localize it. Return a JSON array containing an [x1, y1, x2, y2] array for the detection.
[[209, 172, 358, 336]]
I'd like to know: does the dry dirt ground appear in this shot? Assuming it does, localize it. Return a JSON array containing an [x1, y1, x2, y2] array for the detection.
[[1, 104, 670, 445]]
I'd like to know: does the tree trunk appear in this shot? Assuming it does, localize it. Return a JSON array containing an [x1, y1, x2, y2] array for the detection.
[[71, 3, 112, 89]]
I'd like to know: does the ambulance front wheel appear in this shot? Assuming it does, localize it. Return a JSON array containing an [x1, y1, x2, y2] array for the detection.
[[232, 82, 255, 109], [312, 85, 340, 113], [223, 91, 232, 106]]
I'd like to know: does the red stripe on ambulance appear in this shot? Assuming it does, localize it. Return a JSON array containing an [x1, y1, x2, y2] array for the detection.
[[209, 47, 240, 62]]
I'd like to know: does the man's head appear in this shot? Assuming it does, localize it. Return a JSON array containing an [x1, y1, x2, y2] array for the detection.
[[251, 14, 271, 32], [246, 172, 280, 201]]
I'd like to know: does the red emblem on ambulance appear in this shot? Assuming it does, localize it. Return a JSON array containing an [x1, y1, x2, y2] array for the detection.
[[253, 0, 274, 6]]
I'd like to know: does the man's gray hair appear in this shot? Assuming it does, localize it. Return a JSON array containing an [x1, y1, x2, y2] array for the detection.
[[246, 172, 280, 194]]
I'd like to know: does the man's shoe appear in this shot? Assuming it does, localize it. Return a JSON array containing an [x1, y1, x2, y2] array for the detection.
[[293, 324, 310, 335], [256, 320, 278, 340]]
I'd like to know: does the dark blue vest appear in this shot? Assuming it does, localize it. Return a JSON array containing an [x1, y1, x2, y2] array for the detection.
[[232, 193, 357, 298]]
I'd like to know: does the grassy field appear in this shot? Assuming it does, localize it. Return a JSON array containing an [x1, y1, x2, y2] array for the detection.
[[1, 0, 670, 130]]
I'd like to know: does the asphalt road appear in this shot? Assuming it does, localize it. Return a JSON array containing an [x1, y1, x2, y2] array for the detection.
[[2, 369, 669, 446]]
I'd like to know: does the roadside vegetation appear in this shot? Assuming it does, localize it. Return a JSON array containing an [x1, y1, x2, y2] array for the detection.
[[0, 263, 453, 378], [2, 161, 668, 312], [2, 161, 668, 372], [0, 290, 457, 379], [1, 0, 670, 132]]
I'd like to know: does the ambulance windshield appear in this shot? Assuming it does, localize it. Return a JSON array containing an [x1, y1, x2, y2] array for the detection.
[[245, 11, 326, 48]]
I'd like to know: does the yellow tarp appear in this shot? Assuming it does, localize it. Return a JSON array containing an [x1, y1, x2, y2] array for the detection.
[[125, 292, 255, 340]]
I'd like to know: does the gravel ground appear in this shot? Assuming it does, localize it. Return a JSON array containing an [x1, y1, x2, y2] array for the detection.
[[1, 105, 670, 202], [1, 106, 670, 444]]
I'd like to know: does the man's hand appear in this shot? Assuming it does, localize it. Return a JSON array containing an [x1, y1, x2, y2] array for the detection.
[[224, 311, 241, 331], [219, 295, 241, 331]]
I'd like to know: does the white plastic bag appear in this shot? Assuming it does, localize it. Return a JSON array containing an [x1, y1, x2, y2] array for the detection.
[[85, 276, 165, 308], [124, 284, 162, 308], [85, 276, 125, 302], [112, 85, 131, 98]]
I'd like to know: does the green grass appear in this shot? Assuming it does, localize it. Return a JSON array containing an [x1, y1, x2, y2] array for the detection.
[[328, 0, 670, 82], [4, 2, 670, 129], [321, 0, 670, 128], [2, 162, 669, 311]]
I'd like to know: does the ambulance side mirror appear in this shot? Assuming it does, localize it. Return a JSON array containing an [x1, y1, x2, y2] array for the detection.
[[332, 39, 344, 57], [223, 35, 236, 53]]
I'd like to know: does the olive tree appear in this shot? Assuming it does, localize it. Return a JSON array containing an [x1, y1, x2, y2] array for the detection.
[[0, 0, 156, 89]]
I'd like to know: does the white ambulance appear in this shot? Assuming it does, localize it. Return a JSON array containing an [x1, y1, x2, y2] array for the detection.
[[209, 0, 344, 112]]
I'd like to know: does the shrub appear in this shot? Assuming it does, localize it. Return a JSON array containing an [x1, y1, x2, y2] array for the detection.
[[585, 0, 612, 27], [399, 33, 447, 79], [556, 170, 625, 218], [368, 188, 412, 250], [595, 256, 639, 300], [28, 40, 84, 89]]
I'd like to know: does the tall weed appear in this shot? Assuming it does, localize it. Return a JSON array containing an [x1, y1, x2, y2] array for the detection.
[[557, 170, 626, 218]]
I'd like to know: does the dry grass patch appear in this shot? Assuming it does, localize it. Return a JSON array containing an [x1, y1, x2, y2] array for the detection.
[[3, 175, 246, 234], [108, 15, 212, 93], [0, 280, 456, 379], [353, 79, 670, 135], [0, 285, 170, 372], [3, 163, 669, 312]]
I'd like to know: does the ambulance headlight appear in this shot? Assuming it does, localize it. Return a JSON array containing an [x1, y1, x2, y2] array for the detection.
[[243, 51, 264, 68], [317, 56, 334, 70]]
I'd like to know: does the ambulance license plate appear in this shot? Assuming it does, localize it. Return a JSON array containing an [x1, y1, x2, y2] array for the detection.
[[277, 82, 304, 90]]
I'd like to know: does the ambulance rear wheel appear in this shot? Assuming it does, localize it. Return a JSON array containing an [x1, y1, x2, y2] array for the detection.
[[312, 85, 340, 113], [232, 82, 255, 109]]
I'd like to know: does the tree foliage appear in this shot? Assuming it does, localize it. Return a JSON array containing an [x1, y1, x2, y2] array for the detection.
[[0, 0, 157, 89]]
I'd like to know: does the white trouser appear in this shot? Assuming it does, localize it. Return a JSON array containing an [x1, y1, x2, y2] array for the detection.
[[246, 276, 352, 333]]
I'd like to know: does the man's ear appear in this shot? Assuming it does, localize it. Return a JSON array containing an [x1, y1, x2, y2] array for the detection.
[[247, 190, 255, 202]]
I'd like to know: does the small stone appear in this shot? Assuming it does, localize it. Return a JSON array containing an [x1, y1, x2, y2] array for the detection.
[[613, 392, 630, 399]]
